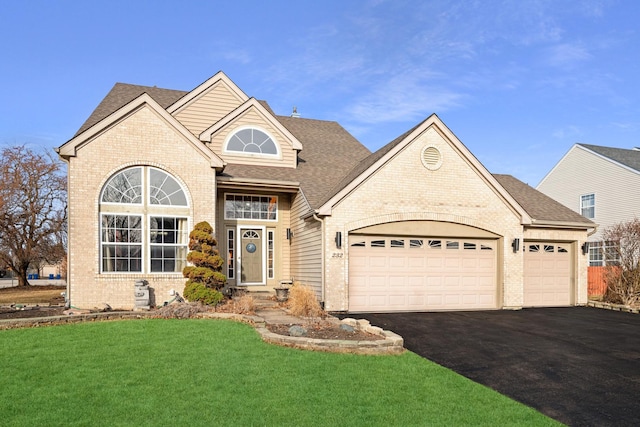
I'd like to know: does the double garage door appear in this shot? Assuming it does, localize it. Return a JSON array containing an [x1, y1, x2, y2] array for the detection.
[[349, 235, 498, 312], [348, 235, 573, 312]]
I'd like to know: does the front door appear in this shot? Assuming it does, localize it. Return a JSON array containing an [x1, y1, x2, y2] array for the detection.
[[239, 227, 265, 285]]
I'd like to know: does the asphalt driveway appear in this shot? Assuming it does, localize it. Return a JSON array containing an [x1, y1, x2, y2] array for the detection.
[[350, 307, 640, 426]]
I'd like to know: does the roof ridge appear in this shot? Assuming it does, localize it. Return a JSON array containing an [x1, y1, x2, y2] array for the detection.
[[577, 143, 640, 173]]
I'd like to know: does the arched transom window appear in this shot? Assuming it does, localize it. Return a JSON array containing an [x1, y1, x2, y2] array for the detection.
[[100, 166, 190, 273], [225, 127, 279, 156]]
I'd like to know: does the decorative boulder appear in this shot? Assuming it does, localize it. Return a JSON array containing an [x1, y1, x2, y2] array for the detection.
[[340, 324, 355, 333], [288, 325, 308, 337]]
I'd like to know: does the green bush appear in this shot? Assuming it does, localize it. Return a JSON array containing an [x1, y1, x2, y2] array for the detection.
[[182, 221, 227, 306], [183, 281, 224, 306]]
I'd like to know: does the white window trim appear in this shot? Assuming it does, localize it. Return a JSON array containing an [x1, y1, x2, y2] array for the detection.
[[227, 228, 235, 280], [100, 166, 144, 206], [267, 229, 275, 280], [99, 166, 190, 275], [224, 193, 279, 222], [147, 216, 189, 274], [100, 212, 144, 274], [580, 193, 595, 219]]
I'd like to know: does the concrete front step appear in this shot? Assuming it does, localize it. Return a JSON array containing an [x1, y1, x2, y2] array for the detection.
[[232, 290, 279, 309]]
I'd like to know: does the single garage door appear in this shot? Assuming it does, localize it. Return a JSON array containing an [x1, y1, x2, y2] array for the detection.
[[349, 235, 498, 312], [523, 242, 571, 307]]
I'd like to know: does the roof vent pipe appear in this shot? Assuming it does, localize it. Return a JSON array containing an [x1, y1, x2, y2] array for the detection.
[[290, 106, 300, 118]]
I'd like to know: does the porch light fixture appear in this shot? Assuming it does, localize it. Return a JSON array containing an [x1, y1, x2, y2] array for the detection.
[[335, 232, 342, 249], [286, 228, 293, 240], [511, 238, 520, 253], [581, 242, 589, 255]]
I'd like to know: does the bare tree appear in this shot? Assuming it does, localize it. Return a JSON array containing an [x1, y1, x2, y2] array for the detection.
[[0, 145, 67, 286], [603, 218, 640, 306]]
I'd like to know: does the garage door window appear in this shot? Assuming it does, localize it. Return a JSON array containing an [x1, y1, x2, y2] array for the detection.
[[390, 239, 404, 248], [446, 241, 459, 249], [410, 239, 423, 248]]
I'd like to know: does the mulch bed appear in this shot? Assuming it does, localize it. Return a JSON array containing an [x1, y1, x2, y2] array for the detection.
[[0, 306, 67, 320], [266, 323, 384, 341], [0, 295, 382, 341]]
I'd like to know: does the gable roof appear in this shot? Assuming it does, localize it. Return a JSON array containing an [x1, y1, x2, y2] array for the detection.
[[199, 97, 303, 151], [59, 93, 224, 169], [75, 83, 187, 136], [494, 174, 594, 228], [578, 144, 640, 173], [219, 116, 371, 208], [66, 77, 370, 209], [316, 114, 532, 223], [166, 71, 248, 115], [67, 73, 592, 228]]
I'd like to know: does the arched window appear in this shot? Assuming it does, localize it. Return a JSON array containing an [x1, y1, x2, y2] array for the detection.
[[225, 127, 279, 156], [100, 167, 189, 273]]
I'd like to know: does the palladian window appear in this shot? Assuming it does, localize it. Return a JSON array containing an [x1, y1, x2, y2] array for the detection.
[[225, 127, 279, 156], [100, 167, 189, 274]]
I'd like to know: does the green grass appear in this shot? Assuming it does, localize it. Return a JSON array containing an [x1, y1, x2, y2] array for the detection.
[[0, 319, 560, 426]]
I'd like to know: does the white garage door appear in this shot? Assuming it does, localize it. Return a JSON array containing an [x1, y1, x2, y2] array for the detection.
[[348, 235, 498, 312], [523, 242, 571, 307]]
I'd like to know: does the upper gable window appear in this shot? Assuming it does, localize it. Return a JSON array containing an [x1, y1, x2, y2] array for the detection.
[[224, 127, 279, 157], [581, 194, 595, 219]]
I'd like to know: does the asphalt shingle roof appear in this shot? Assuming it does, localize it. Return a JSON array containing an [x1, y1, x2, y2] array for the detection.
[[578, 144, 640, 173], [72, 81, 593, 226], [75, 83, 187, 136], [493, 174, 594, 226]]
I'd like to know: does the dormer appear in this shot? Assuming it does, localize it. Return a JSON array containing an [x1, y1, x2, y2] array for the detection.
[[200, 98, 303, 169]]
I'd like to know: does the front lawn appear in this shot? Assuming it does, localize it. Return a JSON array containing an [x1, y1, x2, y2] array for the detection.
[[0, 319, 559, 426]]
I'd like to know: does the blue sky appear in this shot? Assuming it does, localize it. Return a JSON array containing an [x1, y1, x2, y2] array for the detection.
[[1, 0, 639, 186]]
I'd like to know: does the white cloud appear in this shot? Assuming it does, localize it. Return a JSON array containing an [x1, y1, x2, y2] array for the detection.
[[610, 121, 640, 131], [346, 72, 465, 123], [552, 125, 582, 139], [546, 43, 592, 68], [221, 49, 252, 65]]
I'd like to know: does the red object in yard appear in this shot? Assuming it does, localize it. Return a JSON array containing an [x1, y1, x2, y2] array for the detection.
[[588, 266, 607, 296]]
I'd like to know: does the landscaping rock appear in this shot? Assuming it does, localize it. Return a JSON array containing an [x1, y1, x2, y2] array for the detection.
[[339, 324, 355, 333], [289, 325, 307, 337]]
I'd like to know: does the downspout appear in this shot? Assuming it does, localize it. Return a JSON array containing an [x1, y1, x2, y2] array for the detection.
[[311, 212, 326, 306], [55, 148, 71, 309]]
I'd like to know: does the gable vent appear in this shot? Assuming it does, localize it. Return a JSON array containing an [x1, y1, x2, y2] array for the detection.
[[421, 146, 442, 170]]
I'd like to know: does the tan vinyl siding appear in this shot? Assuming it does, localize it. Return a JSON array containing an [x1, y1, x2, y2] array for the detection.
[[210, 109, 297, 168], [174, 81, 244, 136], [537, 147, 640, 241], [278, 195, 292, 282], [289, 192, 322, 299]]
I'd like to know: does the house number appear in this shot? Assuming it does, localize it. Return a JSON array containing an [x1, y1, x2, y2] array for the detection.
[[331, 252, 343, 258]]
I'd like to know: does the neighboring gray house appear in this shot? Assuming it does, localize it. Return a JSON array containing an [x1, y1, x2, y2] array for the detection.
[[537, 144, 640, 266]]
